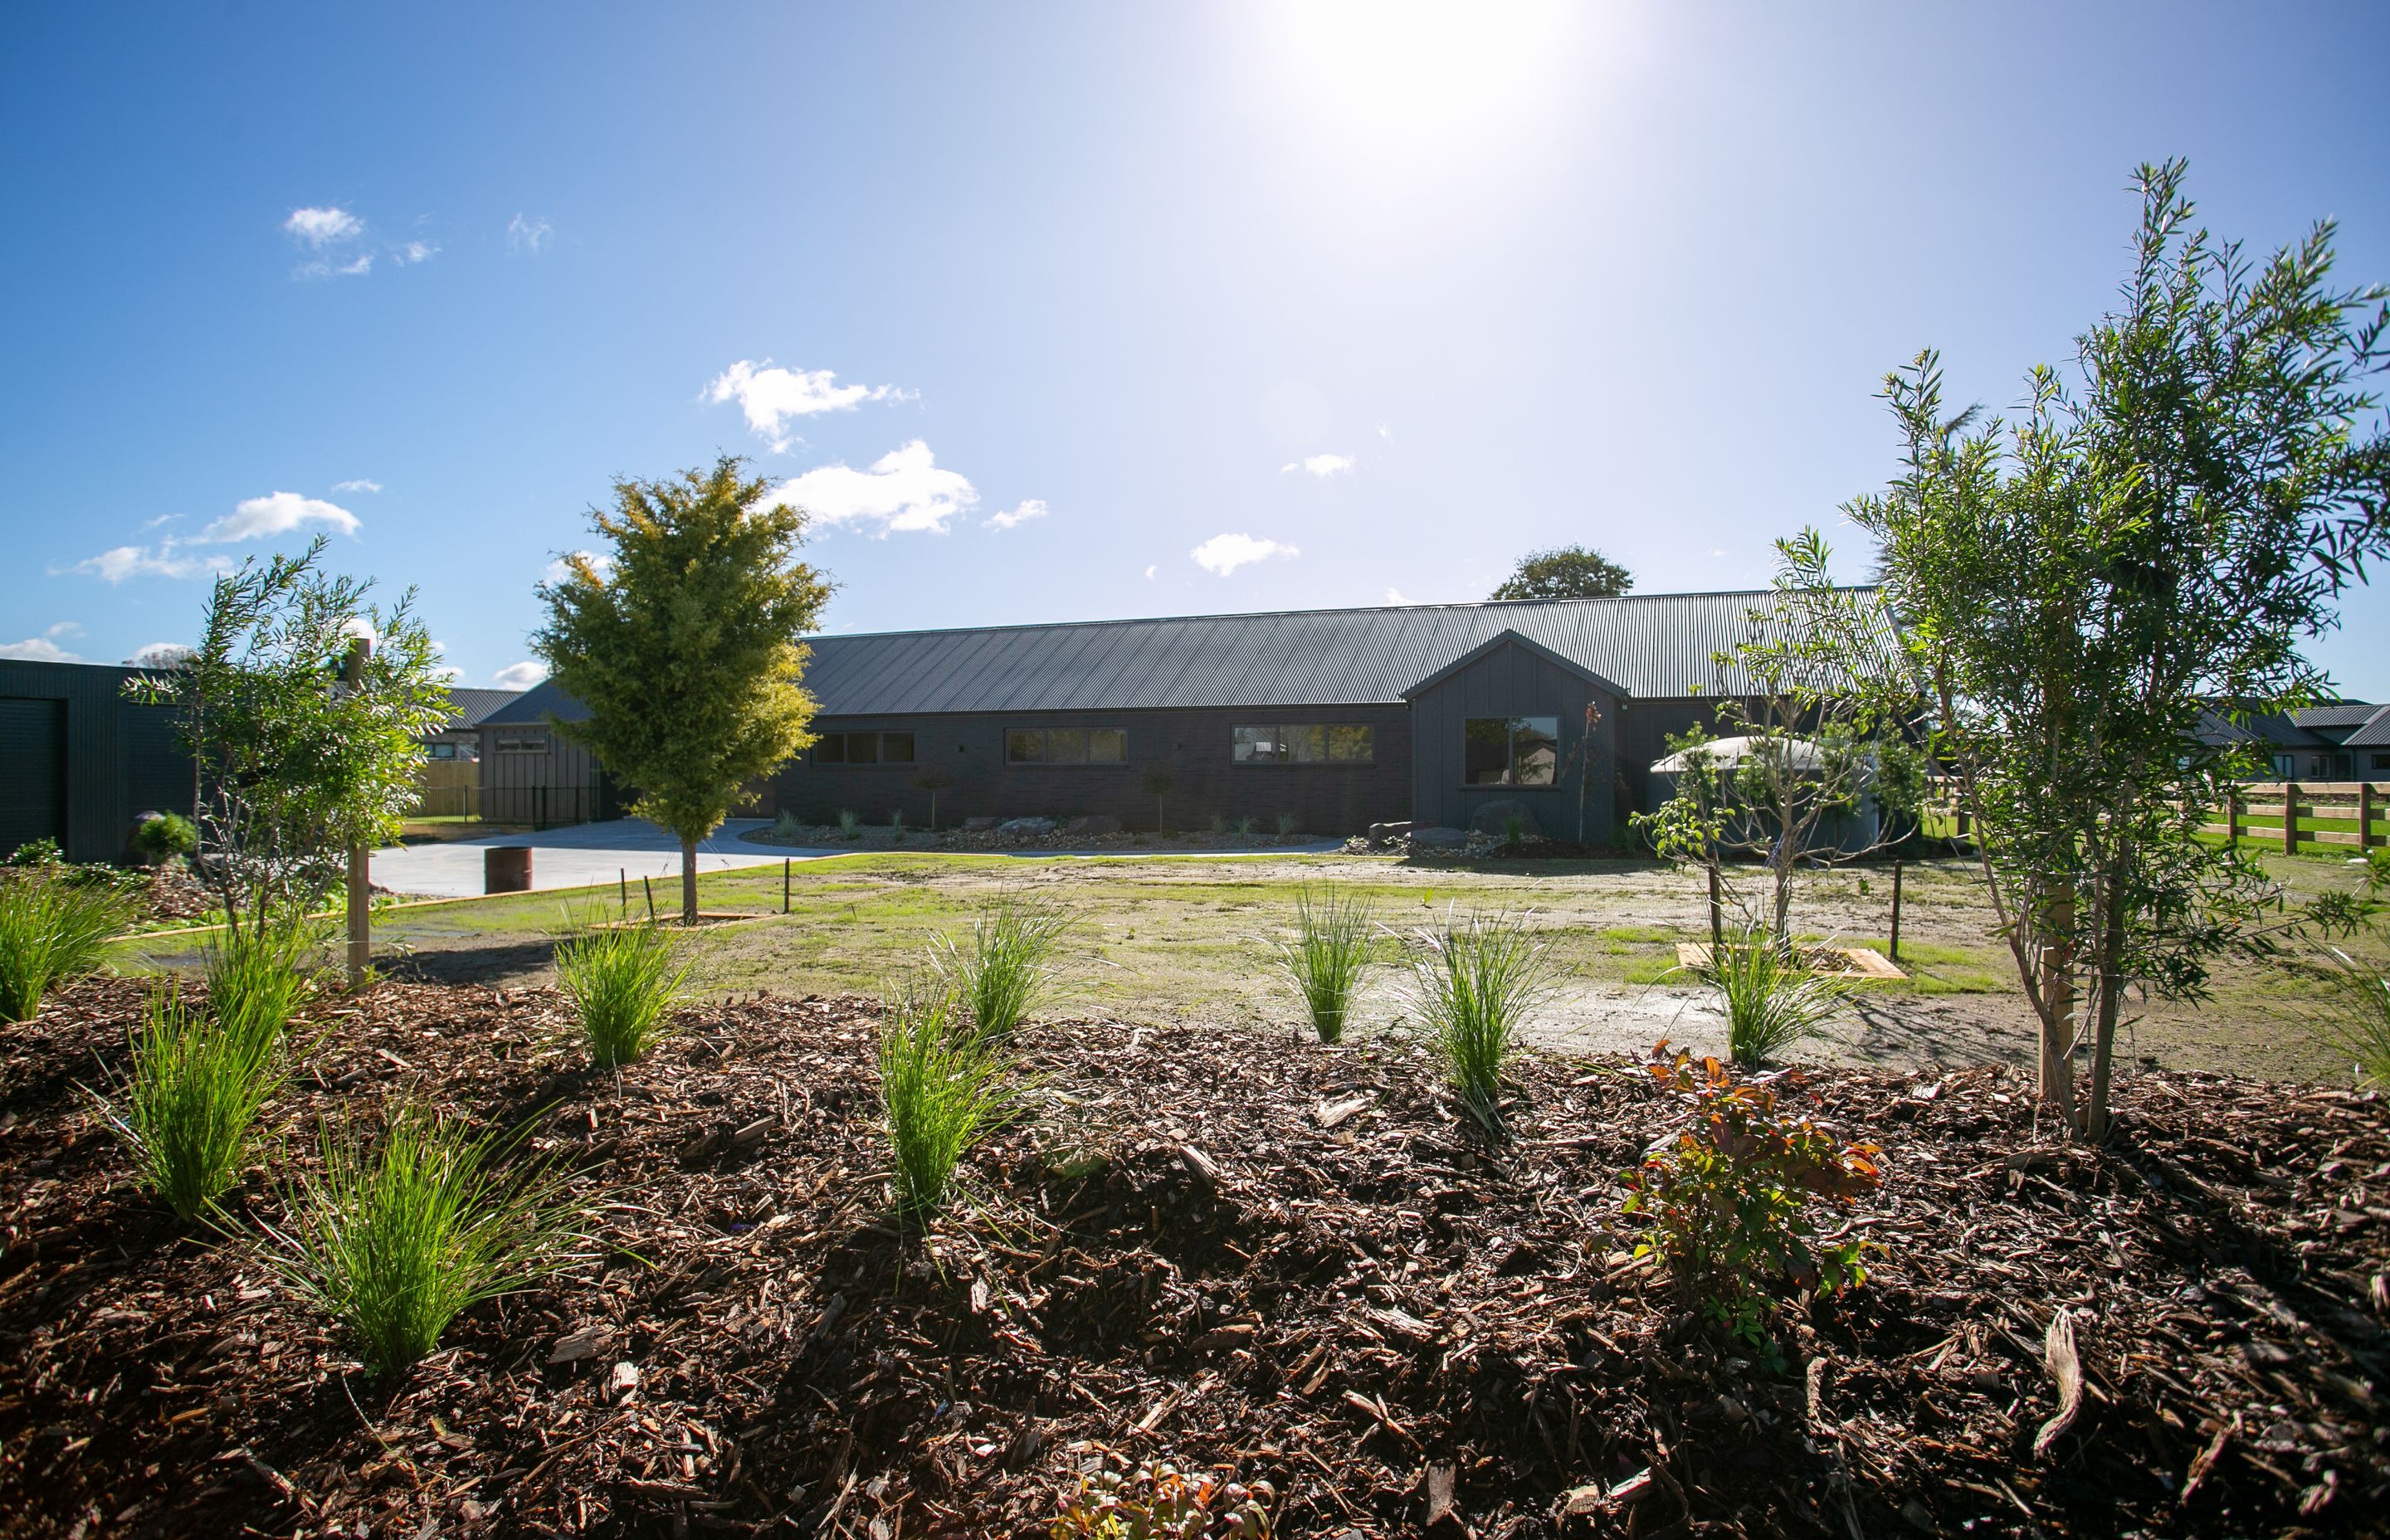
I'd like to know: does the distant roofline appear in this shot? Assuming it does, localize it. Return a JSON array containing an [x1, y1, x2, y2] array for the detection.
[[800, 586, 1842, 647]]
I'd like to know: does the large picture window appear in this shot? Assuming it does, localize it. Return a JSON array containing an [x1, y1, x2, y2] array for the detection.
[[1233, 724, 1374, 764], [814, 731, 916, 766], [1464, 716, 1559, 786], [1006, 726, 1127, 764]]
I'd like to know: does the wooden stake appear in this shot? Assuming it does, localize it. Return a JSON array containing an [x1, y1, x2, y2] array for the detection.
[[783, 857, 792, 914], [2360, 781, 2376, 850], [619, 867, 627, 916], [344, 636, 372, 987], [1890, 859, 1904, 965], [1707, 861, 1724, 958], [642, 875, 656, 925]]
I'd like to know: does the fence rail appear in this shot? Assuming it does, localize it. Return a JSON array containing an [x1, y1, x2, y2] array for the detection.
[[1923, 775, 2387, 854]]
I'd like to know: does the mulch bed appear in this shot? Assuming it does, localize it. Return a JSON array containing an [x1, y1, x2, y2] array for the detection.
[[2, 980, 2385, 1538]]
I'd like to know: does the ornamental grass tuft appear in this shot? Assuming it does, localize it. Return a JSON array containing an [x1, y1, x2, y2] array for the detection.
[[258, 1104, 588, 1377], [554, 917, 689, 1068], [95, 985, 290, 1220], [1275, 885, 1375, 1044], [2320, 948, 2390, 1090], [1705, 931, 1850, 1068], [202, 914, 323, 1044], [876, 987, 1016, 1218], [0, 871, 134, 1023], [932, 891, 1071, 1038], [1403, 906, 1553, 1138]]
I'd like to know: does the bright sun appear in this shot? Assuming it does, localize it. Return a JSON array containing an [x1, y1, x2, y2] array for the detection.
[[1266, 0, 1588, 147]]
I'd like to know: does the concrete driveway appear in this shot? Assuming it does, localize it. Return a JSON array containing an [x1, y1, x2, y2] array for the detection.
[[371, 818, 812, 899]]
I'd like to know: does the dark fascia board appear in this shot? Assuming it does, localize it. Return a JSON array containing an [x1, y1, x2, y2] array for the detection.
[[1399, 629, 1631, 701]]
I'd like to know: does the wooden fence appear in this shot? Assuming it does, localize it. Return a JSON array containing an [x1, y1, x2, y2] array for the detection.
[[1924, 776, 2387, 854], [407, 759, 480, 819]]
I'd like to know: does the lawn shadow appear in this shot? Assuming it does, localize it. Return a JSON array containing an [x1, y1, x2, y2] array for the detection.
[[385, 938, 561, 987]]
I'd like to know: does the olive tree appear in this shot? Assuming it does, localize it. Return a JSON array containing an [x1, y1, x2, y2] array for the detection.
[[1838, 160, 2389, 1138], [534, 457, 832, 923]]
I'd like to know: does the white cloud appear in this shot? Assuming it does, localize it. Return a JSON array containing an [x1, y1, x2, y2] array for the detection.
[[767, 441, 978, 535], [142, 513, 181, 529], [705, 360, 905, 451], [544, 549, 613, 585], [506, 214, 552, 254], [1191, 532, 1298, 576], [0, 622, 85, 663], [1385, 587, 1412, 605], [392, 240, 437, 266], [986, 498, 1047, 531], [1144, 564, 1157, 581], [337, 252, 373, 276], [1375, 424, 1393, 441], [128, 643, 193, 668], [332, 479, 383, 494], [196, 490, 361, 543], [284, 207, 362, 248], [494, 660, 548, 689], [1280, 453, 1355, 477], [65, 543, 237, 582], [430, 663, 465, 681]]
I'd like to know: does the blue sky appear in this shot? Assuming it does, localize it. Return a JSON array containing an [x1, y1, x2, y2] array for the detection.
[[3, 2, 2385, 694]]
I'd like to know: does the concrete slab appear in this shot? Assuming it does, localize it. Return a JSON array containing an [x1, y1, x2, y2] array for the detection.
[[371, 819, 803, 899]]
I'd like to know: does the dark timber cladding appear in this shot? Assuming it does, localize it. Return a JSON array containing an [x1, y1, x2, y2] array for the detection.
[[0, 660, 189, 863]]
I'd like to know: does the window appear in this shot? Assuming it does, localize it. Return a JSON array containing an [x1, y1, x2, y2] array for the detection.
[[1007, 726, 1127, 764], [495, 733, 547, 754], [1464, 717, 1560, 786], [812, 731, 915, 766], [2373, 752, 2389, 772], [1233, 724, 1373, 764]]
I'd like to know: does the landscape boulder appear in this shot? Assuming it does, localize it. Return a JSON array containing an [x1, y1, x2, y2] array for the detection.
[[1468, 800, 1542, 840], [1367, 821, 1416, 844], [1064, 814, 1121, 836], [961, 816, 1003, 832], [996, 816, 1059, 837], [1407, 826, 1470, 850]]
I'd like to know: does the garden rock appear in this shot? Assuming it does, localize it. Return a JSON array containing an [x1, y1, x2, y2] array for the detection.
[[996, 816, 1058, 836], [1064, 814, 1121, 836], [1407, 826, 1469, 850], [961, 816, 1002, 832], [1367, 821, 1416, 844], [1467, 800, 1542, 839]]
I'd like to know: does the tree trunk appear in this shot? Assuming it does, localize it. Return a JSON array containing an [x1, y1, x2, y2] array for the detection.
[[680, 833, 699, 924], [2085, 877, 2127, 1141], [2036, 885, 2076, 1123]]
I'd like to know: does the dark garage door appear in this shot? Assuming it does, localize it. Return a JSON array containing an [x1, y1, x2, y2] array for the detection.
[[0, 698, 66, 857]]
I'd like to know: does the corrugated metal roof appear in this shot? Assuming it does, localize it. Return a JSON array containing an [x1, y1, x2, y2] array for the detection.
[[479, 680, 585, 726], [434, 687, 524, 731], [797, 591, 1812, 714], [2343, 704, 2390, 748], [2289, 701, 2383, 730]]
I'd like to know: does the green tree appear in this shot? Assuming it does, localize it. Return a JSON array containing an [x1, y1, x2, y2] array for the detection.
[[1838, 161, 2389, 1139], [125, 539, 452, 942], [1490, 544, 1633, 601], [534, 457, 833, 923]]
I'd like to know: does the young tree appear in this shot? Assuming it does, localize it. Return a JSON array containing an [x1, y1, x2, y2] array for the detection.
[[1490, 544, 1634, 601], [534, 458, 832, 923], [1841, 161, 2390, 1139], [125, 539, 451, 945]]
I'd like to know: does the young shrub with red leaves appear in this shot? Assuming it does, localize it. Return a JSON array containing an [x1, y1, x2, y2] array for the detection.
[[1620, 1041, 1885, 1357]]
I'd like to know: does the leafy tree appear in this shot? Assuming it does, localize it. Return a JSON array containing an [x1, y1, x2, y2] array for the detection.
[[1490, 544, 1633, 601], [1837, 161, 2390, 1139], [534, 457, 832, 923], [125, 539, 451, 942]]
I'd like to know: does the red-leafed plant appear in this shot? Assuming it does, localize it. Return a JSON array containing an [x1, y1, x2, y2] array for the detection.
[[1621, 1042, 1884, 1357]]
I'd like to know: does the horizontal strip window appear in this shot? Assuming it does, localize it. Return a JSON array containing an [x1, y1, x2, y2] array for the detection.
[[1233, 724, 1373, 764], [1007, 726, 1126, 764], [814, 731, 915, 766], [1465, 716, 1558, 786], [494, 734, 548, 754]]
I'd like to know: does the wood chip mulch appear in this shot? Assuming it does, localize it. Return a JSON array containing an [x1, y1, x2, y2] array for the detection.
[[2, 978, 2386, 1538]]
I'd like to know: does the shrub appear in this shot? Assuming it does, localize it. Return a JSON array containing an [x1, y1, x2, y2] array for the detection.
[[877, 988, 1015, 1217], [5, 838, 66, 870], [1207, 813, 1228, 835], [1275, 812, 1299, 839], [838, 809, 861, 838], [0, 871, 135, 1022], [773, 809, 801, 838], [1704, 931, 1850, 1068], [1503, 812, 1525, 846], [1051, 1464, 1275, 1539], [1402, 907, 1553, 1138], [933, 892, 1071, 1038], [1621, 1043, 1883, 1358], [202, 915, 322, 1043], [1275, 885, 1373, 1044], [258, 1104, 588, 1377], [2319, 948, 2390, 1089], [133, 812, 199, 864], [554, 918, 690, 1068], [95, 985, 290, 1219]]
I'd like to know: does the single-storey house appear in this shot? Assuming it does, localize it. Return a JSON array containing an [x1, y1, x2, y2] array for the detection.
[[481, 591, 1811, 841], [420, 687, 523, 761], [2196, 700, 2388, 781]]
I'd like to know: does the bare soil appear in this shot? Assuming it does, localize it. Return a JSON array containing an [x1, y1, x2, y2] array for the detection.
[[3, 978, 2386, 1538]]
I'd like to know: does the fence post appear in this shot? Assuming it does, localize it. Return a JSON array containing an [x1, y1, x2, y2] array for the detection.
[[2225, 786, 2240, 845], [2363, 781, 2378, 850], [2282, 782, 2300, 855]]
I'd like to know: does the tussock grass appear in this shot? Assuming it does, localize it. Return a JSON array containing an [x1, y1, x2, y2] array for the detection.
[[202, 916, 323, 1042], [1275, 885, 1375, 1043], [95, 986, 290, 1219], [0, 873, 134, 1022], [259, 1104, 588, 1377], [1706, 932, 1850, 1067], [877, 987, 1015, 1217], [2320, 948, 2390, 1089], [1403, 907, 1554, 1138], [555, 918, 689, 1068], [932, 892, 1071, 1038]]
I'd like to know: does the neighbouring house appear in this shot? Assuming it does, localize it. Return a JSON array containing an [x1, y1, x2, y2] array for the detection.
[[419, 687, 522, 761], [2197, 700, 2389, 781], [0, 658, 189, 862], [482, 591, 1841, 841]]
